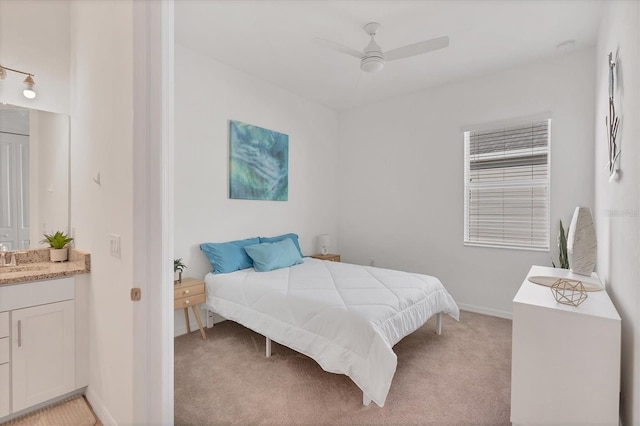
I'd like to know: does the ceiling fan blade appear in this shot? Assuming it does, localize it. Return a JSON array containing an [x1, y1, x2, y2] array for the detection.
[[315, 37, 363, 59], [384, 36, 449, 61]]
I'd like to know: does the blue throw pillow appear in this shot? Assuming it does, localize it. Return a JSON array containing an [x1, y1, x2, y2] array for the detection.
[[200, 237, 260, 274], [244, 238, 303, 272], [259, 233, 304, 257]]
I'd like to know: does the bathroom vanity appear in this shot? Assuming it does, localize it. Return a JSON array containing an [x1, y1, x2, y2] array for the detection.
[[0, 249, 90, 421]]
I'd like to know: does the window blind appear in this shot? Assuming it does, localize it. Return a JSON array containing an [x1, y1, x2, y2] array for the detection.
[[464, 119, 550, 250]]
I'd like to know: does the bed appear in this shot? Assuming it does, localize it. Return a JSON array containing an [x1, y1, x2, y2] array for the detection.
[[204, 256, 459, 407]]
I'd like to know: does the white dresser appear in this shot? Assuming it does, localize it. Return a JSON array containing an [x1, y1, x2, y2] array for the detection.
[[511, 265, 621, 426]]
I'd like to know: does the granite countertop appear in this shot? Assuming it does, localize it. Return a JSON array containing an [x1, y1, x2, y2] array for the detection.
[[0, 248, 91, 285]]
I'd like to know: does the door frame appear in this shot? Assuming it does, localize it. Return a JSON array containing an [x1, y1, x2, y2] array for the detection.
[[132, 0, 174, 423]]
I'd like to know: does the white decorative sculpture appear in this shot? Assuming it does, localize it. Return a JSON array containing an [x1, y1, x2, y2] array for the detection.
[[567, 207, 597, 276], [551, 278, 588, 307]]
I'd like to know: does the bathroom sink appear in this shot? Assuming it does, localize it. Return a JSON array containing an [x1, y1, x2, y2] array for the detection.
[[0, 264, 49, 274]]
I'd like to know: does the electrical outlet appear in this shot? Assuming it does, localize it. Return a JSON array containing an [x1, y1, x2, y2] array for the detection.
[[110, 234, 121, 258]]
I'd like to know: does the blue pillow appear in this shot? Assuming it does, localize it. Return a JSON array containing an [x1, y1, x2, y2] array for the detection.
[[259, 233, 304, 257], [244, 239, 303, 272], [200, 237, 260, 274]]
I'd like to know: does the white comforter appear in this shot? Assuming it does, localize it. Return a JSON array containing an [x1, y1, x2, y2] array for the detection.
[[205, 257, 459, 407]]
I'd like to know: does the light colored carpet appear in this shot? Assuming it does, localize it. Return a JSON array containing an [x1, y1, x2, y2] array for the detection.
[[3, 396, 98, 426], [175, 311, 512, 425]]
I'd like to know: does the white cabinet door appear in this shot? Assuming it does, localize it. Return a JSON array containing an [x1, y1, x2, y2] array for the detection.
[[0, 363, 8, 418], [11, 300, 75, 412]]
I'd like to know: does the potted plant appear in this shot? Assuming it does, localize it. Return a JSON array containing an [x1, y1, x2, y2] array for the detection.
[[174, 258, 187, 284], [41, 231, 74, 262], [552, 220, 570, 269]]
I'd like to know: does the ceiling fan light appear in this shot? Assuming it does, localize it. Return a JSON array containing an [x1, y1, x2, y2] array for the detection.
[[23, 75, 36, 99], [361, 56, 384, 73]]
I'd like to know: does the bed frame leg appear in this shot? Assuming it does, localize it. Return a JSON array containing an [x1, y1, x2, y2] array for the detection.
[[436, 312, 442, 335], [205, 309, 214, 329], [266, 337, 272, 358], [363, 393, 372, 406]]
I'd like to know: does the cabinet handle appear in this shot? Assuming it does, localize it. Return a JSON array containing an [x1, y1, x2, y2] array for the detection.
[[185, 300, 190, 305], [184, 289, 190, 295], [17, 320, 22, 347]]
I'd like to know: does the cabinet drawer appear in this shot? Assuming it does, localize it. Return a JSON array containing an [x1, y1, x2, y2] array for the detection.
[[0, 312, 8, 338], [0, 338, 7, 364], [0, 278, 74, 312], [174, 293, 205, 310], [173, 284, 204, 300]]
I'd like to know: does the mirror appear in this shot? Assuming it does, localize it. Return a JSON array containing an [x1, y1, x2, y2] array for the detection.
[[0, 104, 69, 249]]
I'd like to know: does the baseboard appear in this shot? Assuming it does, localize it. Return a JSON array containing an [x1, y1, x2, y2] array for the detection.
[[458, 303, 513, 320], [85, 386, 116, 426]]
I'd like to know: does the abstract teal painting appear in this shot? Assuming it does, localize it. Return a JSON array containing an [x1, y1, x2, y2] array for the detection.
[[229, 120, 289, 201]]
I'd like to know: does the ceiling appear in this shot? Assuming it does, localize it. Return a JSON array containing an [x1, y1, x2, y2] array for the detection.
[[175, 0, 603, 111]]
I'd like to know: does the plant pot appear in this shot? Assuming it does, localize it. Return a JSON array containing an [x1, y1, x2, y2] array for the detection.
[[174, 271, 182, 285], [50, 248, 68, 262]]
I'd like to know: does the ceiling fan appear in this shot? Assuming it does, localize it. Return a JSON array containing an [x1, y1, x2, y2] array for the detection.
[[319, 22, 449, 73]]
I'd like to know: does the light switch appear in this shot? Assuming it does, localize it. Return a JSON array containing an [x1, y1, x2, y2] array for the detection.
[[109, 234, 121, 258]]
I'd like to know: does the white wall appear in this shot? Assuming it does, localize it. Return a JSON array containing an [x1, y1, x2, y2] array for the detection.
[[594, 2, 640, 424], [0, 0, 70, 114], [70, 1, 135, 424], [338, 49, 596, 317], [174, 44, 339, 334]]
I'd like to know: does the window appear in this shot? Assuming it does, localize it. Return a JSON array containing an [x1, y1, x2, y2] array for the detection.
[[464, 118, 550, 250]]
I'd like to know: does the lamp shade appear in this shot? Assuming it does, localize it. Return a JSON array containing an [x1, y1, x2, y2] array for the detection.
[[361, 56, 384, 73], [318, 234, 330, 255], [23, 75, 36, 99]]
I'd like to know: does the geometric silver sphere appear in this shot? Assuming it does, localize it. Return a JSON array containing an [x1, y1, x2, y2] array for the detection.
[[551, 278, 588, 307]]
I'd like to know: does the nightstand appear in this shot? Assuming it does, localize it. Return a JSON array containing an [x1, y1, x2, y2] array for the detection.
[[310, 253, 341, 262], [174, 277, 207, 340]]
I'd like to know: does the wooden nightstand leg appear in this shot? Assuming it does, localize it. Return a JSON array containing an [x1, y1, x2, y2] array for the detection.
[[191, 305, 207, 340], [183, 307, 191, 333]]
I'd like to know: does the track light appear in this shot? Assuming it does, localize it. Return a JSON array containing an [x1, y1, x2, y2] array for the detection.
[[0, 64, 37, 99], [22, 75, 36, 99]]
